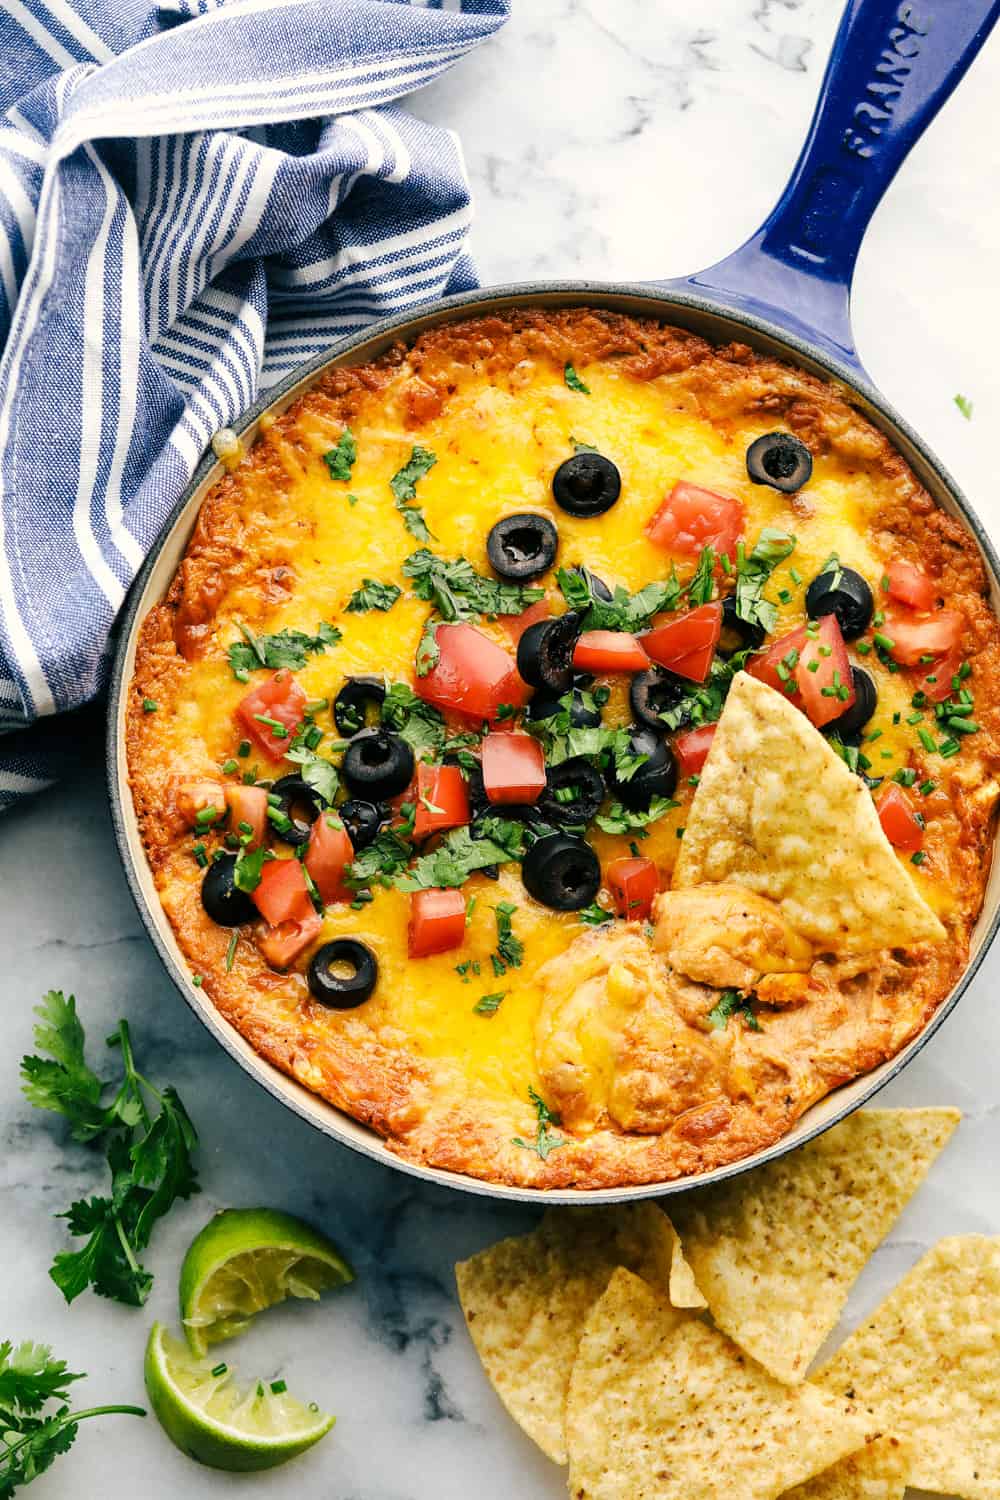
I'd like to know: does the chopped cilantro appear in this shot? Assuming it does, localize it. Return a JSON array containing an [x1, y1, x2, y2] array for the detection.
[[706, 989, 761, 1031], [381, 681, 452, 754], [227, 620, 341, 682], [390, 446, 436, 540], [491, 902, 523, 976], [564, 363, 590, 395], [570, 436, 598, 453], [346, 579, 402, 614], [954, 393, 974, 421], [578, 901, 613, 927], [233, 844, 270, 893], [557, 565, 681, 632], [323, 428, 357, 482], [512, 1086, 567, 1160], [345, 829, 414, 890], [734, 528, 796, 636], [395, 821, 525, 891], [911, 850, 927, 865], [284, 741, 339, 804], [474, 992, 506, 1016], [142, 698, 157, 713], [595, 796, 678, 834], [404, 548, 543, 622]]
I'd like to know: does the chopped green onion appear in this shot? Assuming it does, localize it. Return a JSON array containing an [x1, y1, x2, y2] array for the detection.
[[237, 739, 252, 757], [142, 697, 158, 713], [918, 728, 937, 753], [911, 851, 927, 866], [220, 758, 238, 775], [873, 633, 895, 652]]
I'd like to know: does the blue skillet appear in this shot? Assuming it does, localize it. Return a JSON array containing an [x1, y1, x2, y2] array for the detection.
[[109, 0, 1000, 1201]]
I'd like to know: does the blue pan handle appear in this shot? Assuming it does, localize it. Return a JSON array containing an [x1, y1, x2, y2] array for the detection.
[[667, 0, 1000, 376]]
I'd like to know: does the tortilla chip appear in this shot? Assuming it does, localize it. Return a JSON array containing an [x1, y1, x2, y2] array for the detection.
[[565, 1269, 874, 1500], [816, 1235, 1000, 1499], [455, 1204, 693, 1465], [670, 1107, 959, 1382], [673, 672, 945, 953], [781, 1439, 908, 1500]]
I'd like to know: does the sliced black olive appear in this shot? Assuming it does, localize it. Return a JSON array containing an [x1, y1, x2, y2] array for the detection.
[[805, 566, 873, 640], [606, 726, 678, 810], [746, 432, 813, 493], [630, 670, 690, 732], [528, 681, 602, 729], [516, 611, 582, 693], [521, 833, 601, 910], [269, 775, 323, 847], [552, 453, 621, 517], [718, 593, 767, 657], [308, 939, 378, 1008], [333, 676, 386, 737], [823, 666, 877, 743], [342, 728, 414, 800], [564, 563, 613, 602], [201, 855, 256, 927], [486, 512, 559, 581], [541, 758, 606, 828], [339, 798, 385, 851]]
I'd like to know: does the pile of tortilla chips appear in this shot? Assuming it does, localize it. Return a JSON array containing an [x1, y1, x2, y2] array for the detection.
[[456, 1107, 1000, 1499]]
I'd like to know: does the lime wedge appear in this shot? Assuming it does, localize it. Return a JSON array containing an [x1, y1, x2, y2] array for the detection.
[[179, 1207, 354, 1357], [144, 1323, 334, 1471]]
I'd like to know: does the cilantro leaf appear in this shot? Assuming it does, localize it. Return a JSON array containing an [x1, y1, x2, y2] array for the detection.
[[395, 821, 525, 891], [345, 829, 414, 891], [577, 901, 613, 927], [595, 796, 678, 834], [233, 843, 269, 893], [512, 1087, 567, 1160], [954, 393, 974, 421], [226, 621, 341, 682], [390, 446, 436, 540], [0, 1341, 143, 1495], [19, 993, 105, 1142], [284, 743, 339, 805], [490, 901, 523, 977], [404, 549, 544, 621], [564, 363, 590, 395], [21, 1007, 200, 1308], [323, 428, 357, 482], [473, 992, 505, 1016], [346, 580, 401, 614], [556, 567, 680, 633], [734, 527, 796, 636], [706, 989, 761, 1031]]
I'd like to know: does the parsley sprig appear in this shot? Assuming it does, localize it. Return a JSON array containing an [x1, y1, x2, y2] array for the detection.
[[227, 621, 341, 682], [20, 994, 199, 1307], [390, 446, 436, 540], [0, 1341, 144, 1495], [512, 1087, 567, 1160]]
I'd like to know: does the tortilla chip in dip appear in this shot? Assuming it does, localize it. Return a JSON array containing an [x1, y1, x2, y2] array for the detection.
[[673, 672, 945, 953], [454, 1204, 697, 1465], [564, 1268, 874, 1500], [816, 1235, 1000, 1499], [669, 1107, 960, 1382]]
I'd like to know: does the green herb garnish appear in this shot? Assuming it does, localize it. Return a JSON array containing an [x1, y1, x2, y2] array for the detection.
[[564, 363, 590, 395], [491, 902, 523, 977], [578, 901, 613, 927], [512, 1087, 567, 1161], [346, 579, 402, 614], [227, 621, 341, 682], [706, 990, 761, 1031], [395, 820, 525, 891], [323, 428, 357, 482], [390, 446, 436, 540], [474, 992, 506, 1016], [954, 394, 974, 421], [734, 528, 797, 636], [20, 994, 199, 1306]]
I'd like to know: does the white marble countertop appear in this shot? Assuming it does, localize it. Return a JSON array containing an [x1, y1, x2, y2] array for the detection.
[[3, 3, 1000, 1496]]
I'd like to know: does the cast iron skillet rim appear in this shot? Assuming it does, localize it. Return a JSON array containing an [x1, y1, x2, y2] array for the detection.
[[106, 278, 1000, 1203]]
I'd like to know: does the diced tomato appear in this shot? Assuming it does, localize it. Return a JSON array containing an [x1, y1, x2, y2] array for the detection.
[[412, 763, 471, 839], [572, 630, 650, 673], [251, 857, 314, 926], [482, 733, 547, 805], [747, 614, 854, 729], [176, 780, 225, 828], [258, 910, 322, 969], [224, 784, 268, 847], [886, 560, 936, 612], [919, 646, 965, 703], [642, 602, 722, 684], [501, 598, 551, 646], [607, 856, 659, 921], [876, 783, 924, 853], [408, 888, 466, 958], [305, 812, 354, 905], [414, 622, 529, 722], [645, 482, 745, 564], [674, 723, 717, 777], [882, 609, 963, 667], [235, 671, 308, 761]]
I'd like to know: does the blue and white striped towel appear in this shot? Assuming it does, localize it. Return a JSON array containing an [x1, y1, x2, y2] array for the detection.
[[0, 0, 509, 810]]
